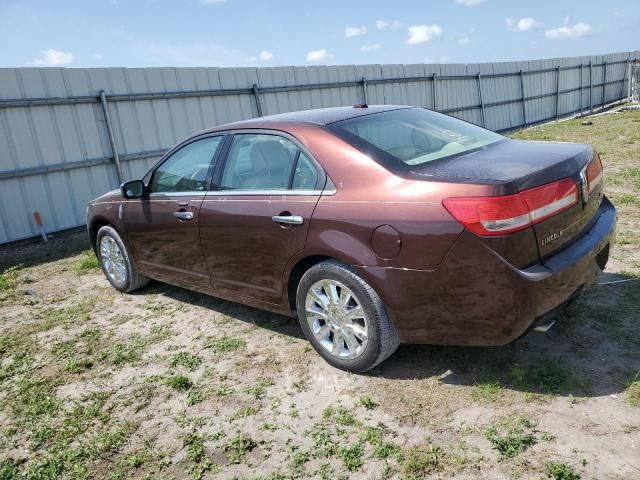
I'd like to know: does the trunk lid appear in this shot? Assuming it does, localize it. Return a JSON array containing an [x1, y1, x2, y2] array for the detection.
[[412, 139, 602, 259]]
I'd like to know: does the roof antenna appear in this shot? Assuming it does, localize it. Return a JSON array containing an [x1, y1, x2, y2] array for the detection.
[[353, 104, 368, 109]]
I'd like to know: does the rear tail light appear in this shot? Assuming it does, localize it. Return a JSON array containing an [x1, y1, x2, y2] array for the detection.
[[586, 156, 603, 194], [443, 178, 578, 236]]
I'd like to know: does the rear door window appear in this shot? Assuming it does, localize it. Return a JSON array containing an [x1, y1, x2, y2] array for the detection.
[[220, 134, 319, 191]]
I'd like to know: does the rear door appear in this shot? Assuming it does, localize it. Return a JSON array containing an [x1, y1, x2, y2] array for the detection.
[[124, 135, 224, 289], [198, 131, 325, 305]]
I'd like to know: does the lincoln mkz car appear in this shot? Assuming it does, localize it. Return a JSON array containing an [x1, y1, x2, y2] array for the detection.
[[87, 105, 616, 372]]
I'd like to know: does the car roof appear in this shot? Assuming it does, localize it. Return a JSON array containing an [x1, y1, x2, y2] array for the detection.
[[217, 105, 414, 128]]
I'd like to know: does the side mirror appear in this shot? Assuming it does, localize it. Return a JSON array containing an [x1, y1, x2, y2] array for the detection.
[[121, 180, 146, 199]]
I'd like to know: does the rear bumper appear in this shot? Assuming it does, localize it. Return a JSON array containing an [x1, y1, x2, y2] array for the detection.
[[359, 196, 616, 346]]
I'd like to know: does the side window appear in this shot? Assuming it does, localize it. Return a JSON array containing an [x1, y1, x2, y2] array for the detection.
[[150, 136, 222, 193], [220, 134, 300, 191], [292, 152, 319, 190]]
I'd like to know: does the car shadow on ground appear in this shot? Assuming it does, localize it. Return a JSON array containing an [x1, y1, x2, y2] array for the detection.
[[371, 271, 639, 398], [133, 271, 639, 399], [138, 280, 306, 341]]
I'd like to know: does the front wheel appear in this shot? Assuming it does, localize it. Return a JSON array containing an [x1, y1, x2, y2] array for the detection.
[[96, 225, 149, 293], [296, 260, 400, 373]]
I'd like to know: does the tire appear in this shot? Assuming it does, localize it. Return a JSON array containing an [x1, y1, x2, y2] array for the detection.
[[296, 259, 400, 373], [96, 225, 149, 293]]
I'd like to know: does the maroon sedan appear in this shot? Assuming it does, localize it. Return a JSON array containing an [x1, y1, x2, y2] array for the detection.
[[87, 105, 616, 372]]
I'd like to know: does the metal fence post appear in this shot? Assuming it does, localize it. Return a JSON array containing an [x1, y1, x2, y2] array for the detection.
[[361, 76, 368, 105], [620, 60, 628, 102], [252, 83, 263, 117], [98, 90, 123, 184], [601, 61, 607, 109], [477, 72, 486, 127], [628, 60, 632, 103], [577, 64, 583, 116], [555, 66, 561, 120], [589, 61, 593, 113], [519, 70, 527, 128], [432, 73, 437, 111]]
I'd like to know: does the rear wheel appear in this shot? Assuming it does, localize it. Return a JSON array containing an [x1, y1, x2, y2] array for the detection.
[[96, 225, 149, 293], [296, 260, 399, 373]]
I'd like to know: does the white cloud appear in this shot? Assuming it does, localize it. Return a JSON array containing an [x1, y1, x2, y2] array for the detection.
[[406, 25, 443, 45], [200, 0, 226, 4], [458, 36, 470, 45], [360, 43, 381, 52], [245, 50, 273, 63], [32, 49, 74, 66], [375, 19, 401, 30], [344, 26, 367, 38], [92, 53, 104, 61], [545, 23, 592, 39], [307, 49, 332, 62], [455, 0, 485, 5], [506, 17, 537, 32]]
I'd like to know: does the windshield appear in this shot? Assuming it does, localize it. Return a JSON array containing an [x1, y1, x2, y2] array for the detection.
[[327, 108, 504, 168]]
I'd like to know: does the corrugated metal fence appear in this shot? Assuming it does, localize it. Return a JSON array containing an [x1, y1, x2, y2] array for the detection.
[[0, 50, 638, 244]]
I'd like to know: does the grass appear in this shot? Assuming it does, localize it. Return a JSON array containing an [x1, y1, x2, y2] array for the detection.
[[361, 426, 401, 460], [483, 417, 538, 458], [246, 378, 274, 399], [109, 336, 146, 366], [36, 298, 96, 333], [546, 462, 581, 480], [73, 249, 100, 274], [333, 406, 359, 427], [223, 434, 257, 464], [230, 404, 260, 420], [169, 351, 203, 371], [183, 433, 206, 463], [206, 336, 247, 353], [402, 444, 443, 478], [0, 266, 20, 292], [339, 443, 364, 472], [626, 379, 640, 407], [309, 423, 339, 459], [358, 395, 376, 410], [167, 375, 193, 391], [616, 193, 640, 206], [289, 450, 311, 476], [472, 382, 502, 402], [509, 358, 573, 395]]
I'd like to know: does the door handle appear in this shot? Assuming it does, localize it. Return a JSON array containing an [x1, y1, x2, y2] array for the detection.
[[272, 214, 304, 225], [174, 211, 194, 221]]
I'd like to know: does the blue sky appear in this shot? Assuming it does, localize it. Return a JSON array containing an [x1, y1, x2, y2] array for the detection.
[[0, 0, 637, 68]]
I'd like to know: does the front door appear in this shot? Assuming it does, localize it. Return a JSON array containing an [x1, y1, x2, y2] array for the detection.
[[124, 135, 224, 290], [198, 132, 324, 305]]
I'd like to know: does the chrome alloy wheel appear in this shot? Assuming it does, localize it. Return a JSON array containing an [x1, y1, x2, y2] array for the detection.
[[99, 236, 126, 284], [305, 280, 369, 359]]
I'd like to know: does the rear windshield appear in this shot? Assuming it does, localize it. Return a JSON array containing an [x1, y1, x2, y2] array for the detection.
[[327, 108, 504, 169]]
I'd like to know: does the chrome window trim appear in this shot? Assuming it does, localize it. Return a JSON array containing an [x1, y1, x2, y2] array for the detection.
[[148, 188, 336, 198]]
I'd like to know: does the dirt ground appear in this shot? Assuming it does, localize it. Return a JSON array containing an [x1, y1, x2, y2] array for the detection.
[[1, 109, 639, 480]]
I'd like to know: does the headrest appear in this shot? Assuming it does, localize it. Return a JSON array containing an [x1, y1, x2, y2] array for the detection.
[[250, 140, 291, 172], [411, 128, 433, 152]]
